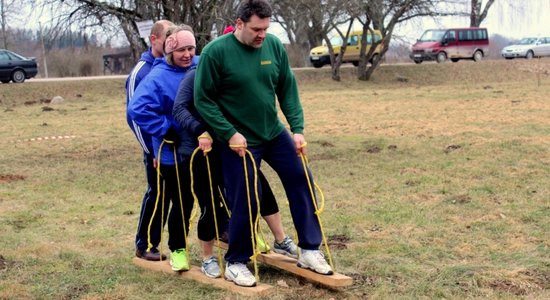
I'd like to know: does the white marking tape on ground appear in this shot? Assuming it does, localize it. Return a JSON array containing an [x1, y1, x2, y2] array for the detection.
[[12, 135, 77, 143]]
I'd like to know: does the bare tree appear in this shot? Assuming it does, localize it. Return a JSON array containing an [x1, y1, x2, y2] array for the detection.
[[271, 0, 335, 67], [0, 0, 23, 49], [469, 0, 495, 27], [272, 0, 309, 67], [31, 0, 240, 62], [356, 0, 460, 81]]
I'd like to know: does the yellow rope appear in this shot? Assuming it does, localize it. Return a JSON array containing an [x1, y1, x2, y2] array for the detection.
[[170, 140, 191, 259], [243, 149, 261, 282], [145, 138, 192, 259], [229, 145, 261, 282], [190, 147, 224, 274], [218, 186, 231, 218], [146, 140, 167, 259], [298, 149, 335, 271]]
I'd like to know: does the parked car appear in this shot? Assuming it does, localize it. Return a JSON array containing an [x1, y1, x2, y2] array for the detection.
[[501, 37, 550, 59], [309, 30, 383, 68], [0, 49, 38, 83], [410, 27, 489, 64]]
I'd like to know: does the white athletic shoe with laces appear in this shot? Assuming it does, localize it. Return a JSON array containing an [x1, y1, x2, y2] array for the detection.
[[297, 249, 333, 275], [224, 262, 256, 287]]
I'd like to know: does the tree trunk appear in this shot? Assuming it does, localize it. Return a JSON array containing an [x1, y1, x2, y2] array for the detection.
[[470, 0, 495, 27], [331, 63, 341, 81]]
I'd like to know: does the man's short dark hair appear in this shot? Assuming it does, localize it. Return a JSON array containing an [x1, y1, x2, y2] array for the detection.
[[237, 0, 272, 22]]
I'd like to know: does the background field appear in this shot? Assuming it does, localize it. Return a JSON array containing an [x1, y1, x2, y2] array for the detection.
[[1, 59, 549, 299]]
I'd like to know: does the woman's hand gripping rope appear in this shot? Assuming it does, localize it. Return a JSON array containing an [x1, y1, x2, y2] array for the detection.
[[197, 131, 213, 156]]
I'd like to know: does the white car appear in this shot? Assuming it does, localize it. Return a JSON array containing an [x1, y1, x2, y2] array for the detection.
[[501, 37, 550, 59]]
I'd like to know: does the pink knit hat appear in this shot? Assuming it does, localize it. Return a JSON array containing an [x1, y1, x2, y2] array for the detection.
[[164, 30, 196, 54], [223, 25, 235, 35]]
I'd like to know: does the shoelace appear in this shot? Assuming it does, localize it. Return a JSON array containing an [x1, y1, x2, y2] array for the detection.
[[276, 237, 291, 248], [233, 264, 253, 276], [313, 251, 327, 264], [204, 257, 217, 264]]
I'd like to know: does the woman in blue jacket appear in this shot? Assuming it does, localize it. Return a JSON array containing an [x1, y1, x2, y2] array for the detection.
[[127, 25, 201, 272]]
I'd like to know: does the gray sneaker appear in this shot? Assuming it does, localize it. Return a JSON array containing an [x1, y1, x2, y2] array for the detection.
[[201, 256, 221, 278], [273, 235, 298, 259]]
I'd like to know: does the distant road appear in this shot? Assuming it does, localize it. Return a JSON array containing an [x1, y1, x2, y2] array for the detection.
[[28, 63, 418, 82], [30, 75, 127, 82]]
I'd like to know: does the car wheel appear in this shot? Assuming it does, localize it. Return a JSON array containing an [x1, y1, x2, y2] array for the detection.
[[413, 59, 422, 64], [525, 51, 534, 59], [436, 52, 447, 63], [451, 58, 459, 63], [473, 51, 483, 62], [1, 79, 10, 84], [11, 69, 26, 83]]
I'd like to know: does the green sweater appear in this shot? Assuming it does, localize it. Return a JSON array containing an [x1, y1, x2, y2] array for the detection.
[[194, 33, 304, 146]]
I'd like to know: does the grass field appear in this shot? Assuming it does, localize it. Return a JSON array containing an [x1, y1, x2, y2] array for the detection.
[[1, 59, 549, 299]]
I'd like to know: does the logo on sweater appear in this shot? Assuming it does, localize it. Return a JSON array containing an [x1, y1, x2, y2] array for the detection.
[[261, 60, 272, 65]]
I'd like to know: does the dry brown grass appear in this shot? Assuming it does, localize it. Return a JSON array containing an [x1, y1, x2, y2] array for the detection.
[[1, 58, 549, 299]]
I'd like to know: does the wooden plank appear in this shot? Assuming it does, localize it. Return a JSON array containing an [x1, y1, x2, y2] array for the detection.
[[132, 257, 273, 297], [216, 242, 353, 288]]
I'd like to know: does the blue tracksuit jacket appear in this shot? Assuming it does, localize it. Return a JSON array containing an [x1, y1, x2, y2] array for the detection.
[[128, 57, 199, 165], [126, 49, 155, 154]]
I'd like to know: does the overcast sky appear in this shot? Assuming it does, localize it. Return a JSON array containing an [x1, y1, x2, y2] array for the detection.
[[22, 0, 550, 47], [398, 1, 550, 40], [269, 1, 550, 45]]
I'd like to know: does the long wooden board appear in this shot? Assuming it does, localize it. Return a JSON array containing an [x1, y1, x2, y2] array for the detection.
[[217, 242, 353, 288], [132, 257, 273, 297]]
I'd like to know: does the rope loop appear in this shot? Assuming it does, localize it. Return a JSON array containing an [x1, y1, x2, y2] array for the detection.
[[298, 152, 334, 271]]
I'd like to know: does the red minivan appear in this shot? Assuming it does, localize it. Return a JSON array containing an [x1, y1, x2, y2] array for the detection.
[[409, 27, 489, 64]]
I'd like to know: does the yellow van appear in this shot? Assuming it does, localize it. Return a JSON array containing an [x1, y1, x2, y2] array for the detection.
[[309, 30, 383, 68]]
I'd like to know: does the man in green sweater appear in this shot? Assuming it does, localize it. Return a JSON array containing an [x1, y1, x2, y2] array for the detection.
[[194, 0, 333, 287]]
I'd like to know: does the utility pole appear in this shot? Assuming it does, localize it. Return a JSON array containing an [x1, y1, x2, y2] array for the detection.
[[39, 21, 48, 78]]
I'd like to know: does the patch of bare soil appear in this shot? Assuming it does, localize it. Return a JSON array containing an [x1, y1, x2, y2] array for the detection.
[[310, 153, 337, 161], [487, 269, 549, 296], [313, 140, 335, 147], [0, 255, 7, 271], [363, 144, 382, 153], [350, 273, 377, 288], [0, 255, 17, 272], [519, 270, 550, 289], [444, 144, 462, 153], [448, 194, 472, 204], [328, 234, 351, 250], [0, 174, 26, 183], [488, 279, 529, 295], [22, 99, 50, 106]]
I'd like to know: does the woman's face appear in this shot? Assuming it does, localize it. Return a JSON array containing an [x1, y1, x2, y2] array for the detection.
[[172, 46, 196, 68]]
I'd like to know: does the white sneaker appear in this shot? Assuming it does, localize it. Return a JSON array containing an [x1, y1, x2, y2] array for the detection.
[[224, 262, 256, 287], [297, 250, 333, 275]]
